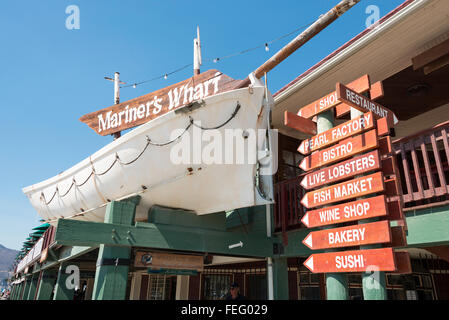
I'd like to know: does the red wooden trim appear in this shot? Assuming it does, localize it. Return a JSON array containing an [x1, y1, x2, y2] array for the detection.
[[284, 111, 317, 135]]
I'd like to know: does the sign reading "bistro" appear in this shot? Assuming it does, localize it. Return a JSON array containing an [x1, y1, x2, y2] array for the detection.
[[80, 70, 239, 136]]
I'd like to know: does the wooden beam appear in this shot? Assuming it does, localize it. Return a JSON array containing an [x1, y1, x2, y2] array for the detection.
[[412, 38, 449, 70], [284, 111, 317, 135], [54, 219, 275, 258]]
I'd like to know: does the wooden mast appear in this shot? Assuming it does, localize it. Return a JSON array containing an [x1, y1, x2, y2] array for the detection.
[[238, 0, 361, 87]]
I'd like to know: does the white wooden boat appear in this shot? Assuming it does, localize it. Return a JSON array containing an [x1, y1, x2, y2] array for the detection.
[[22, 78, 275, 224]]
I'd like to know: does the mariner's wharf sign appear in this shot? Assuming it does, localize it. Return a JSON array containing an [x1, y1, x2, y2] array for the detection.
[[286, 75, 411, 274], [80, 69, 240, 136]]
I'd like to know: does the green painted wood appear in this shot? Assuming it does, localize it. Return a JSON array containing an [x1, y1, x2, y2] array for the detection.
[[226, 208, 249, 230], [92, 198, 139, 300], [317, 109, 349, 301], [54, 219, 274, 257], [9, 285, 16, 300], [18, 281, 25, 300], [272, 257, 289, 300], [53, 263, 76, 300], [21, 276, 32, 300], [26, 272, 39, 300], [149, 205, 226, 231], [406, 208, 449, 246], [92, 244, 131, 300], [36, 269, 57, 300]]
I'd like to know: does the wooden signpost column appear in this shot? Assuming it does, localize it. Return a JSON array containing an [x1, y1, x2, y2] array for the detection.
[[317, 110, 349, 300], [289, 75, 410, 301], [351, 106, 387, 300]]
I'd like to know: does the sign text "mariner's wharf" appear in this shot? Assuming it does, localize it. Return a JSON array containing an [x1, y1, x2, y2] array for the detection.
[[80, 70, 239, 136]]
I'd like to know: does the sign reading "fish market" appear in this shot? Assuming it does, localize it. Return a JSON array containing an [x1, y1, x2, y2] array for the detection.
[[80, 69, 240, 136]]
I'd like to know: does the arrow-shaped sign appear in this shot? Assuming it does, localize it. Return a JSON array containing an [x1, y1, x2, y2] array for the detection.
[[228, 241, 243, 249], [301, 195, 388, 228], [298, 75, 371, 119], [336, 82, 399, 126], [298, 112, 375, 155], [304, 248, 396, 273], [299, 130, 378, 172], [300, 171, 385, 209], [302, 220, 391, 250], [300, 150, 381, 190]]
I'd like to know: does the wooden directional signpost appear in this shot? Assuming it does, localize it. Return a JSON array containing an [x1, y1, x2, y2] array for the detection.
[[286, 75, 411, 279]]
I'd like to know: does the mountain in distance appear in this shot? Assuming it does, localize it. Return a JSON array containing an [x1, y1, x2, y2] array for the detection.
[[0, 244, 19, 285]]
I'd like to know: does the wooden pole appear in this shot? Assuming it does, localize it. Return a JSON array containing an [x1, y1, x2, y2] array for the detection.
[[238, 0, 361, 87], [194, 26, 201, 75], [113, 72, 122, 140], [316, 110, 349, 300], [351, 105, 387, 300]]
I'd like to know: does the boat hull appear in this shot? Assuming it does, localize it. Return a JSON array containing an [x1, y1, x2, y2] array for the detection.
[[23, 86, 275, 223]]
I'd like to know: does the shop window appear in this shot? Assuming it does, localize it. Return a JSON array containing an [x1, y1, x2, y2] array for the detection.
[[347, 274, 363, 300], [202, 274, 231, 300], [246, 274, 267, 300], [147, 275, 175, 300], [387, 289, 406, 300], [298, 270, 320, 300]]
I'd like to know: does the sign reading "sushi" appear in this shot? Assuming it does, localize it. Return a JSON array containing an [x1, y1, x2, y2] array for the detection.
[[80, 69, 240, 136]]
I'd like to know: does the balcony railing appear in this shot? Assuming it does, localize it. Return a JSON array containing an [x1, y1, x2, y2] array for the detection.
[[393, 120, 449, 209], [273, 120, 449, 238]]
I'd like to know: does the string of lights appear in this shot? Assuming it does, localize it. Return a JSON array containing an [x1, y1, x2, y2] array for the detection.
[[122, 20, 315, 89]]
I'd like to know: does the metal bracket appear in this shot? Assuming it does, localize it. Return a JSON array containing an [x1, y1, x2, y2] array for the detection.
[[273, 243, 284, 255], [174, 100, 206, 114]]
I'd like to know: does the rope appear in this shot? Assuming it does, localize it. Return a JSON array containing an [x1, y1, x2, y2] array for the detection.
[[190, 103, 240, 130], [40, 102, 241, 206]]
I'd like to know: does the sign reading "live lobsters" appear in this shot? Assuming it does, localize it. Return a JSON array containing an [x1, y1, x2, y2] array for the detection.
[[80, 69, 240, 136], [300, 150, 381, 190]]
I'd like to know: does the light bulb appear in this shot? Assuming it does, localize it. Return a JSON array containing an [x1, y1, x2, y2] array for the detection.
[[133, 84, 136, 88], [265, 43, 269, 52], [213, 58, 219, 63], [164, 74, 168, 80]]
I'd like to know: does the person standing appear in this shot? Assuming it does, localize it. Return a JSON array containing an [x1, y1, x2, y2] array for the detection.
[[226, 282, 246, 300]]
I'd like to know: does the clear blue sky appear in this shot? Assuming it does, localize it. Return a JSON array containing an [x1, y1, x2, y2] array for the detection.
[[0, 0, 405, 250]]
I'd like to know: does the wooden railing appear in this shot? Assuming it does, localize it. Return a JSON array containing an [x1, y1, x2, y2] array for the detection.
[[42, 225, 56, 251], [393, 120, 449, 208], [273, 175, 306, 244], [273, 120, 449, 237]]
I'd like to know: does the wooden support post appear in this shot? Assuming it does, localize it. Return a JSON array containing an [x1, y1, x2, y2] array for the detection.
[[92, 197, 140, 300], [14, 283, 21, 300], [36, 269, 57, 300], [351, 107, 387, 300], [272, 257, 289, 300], [53, 262, 76, 300], [26, 272, 39, 300], [9, 285, 15, 300], [317, 110, 349, 300], [21, 275, 32, 300]]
